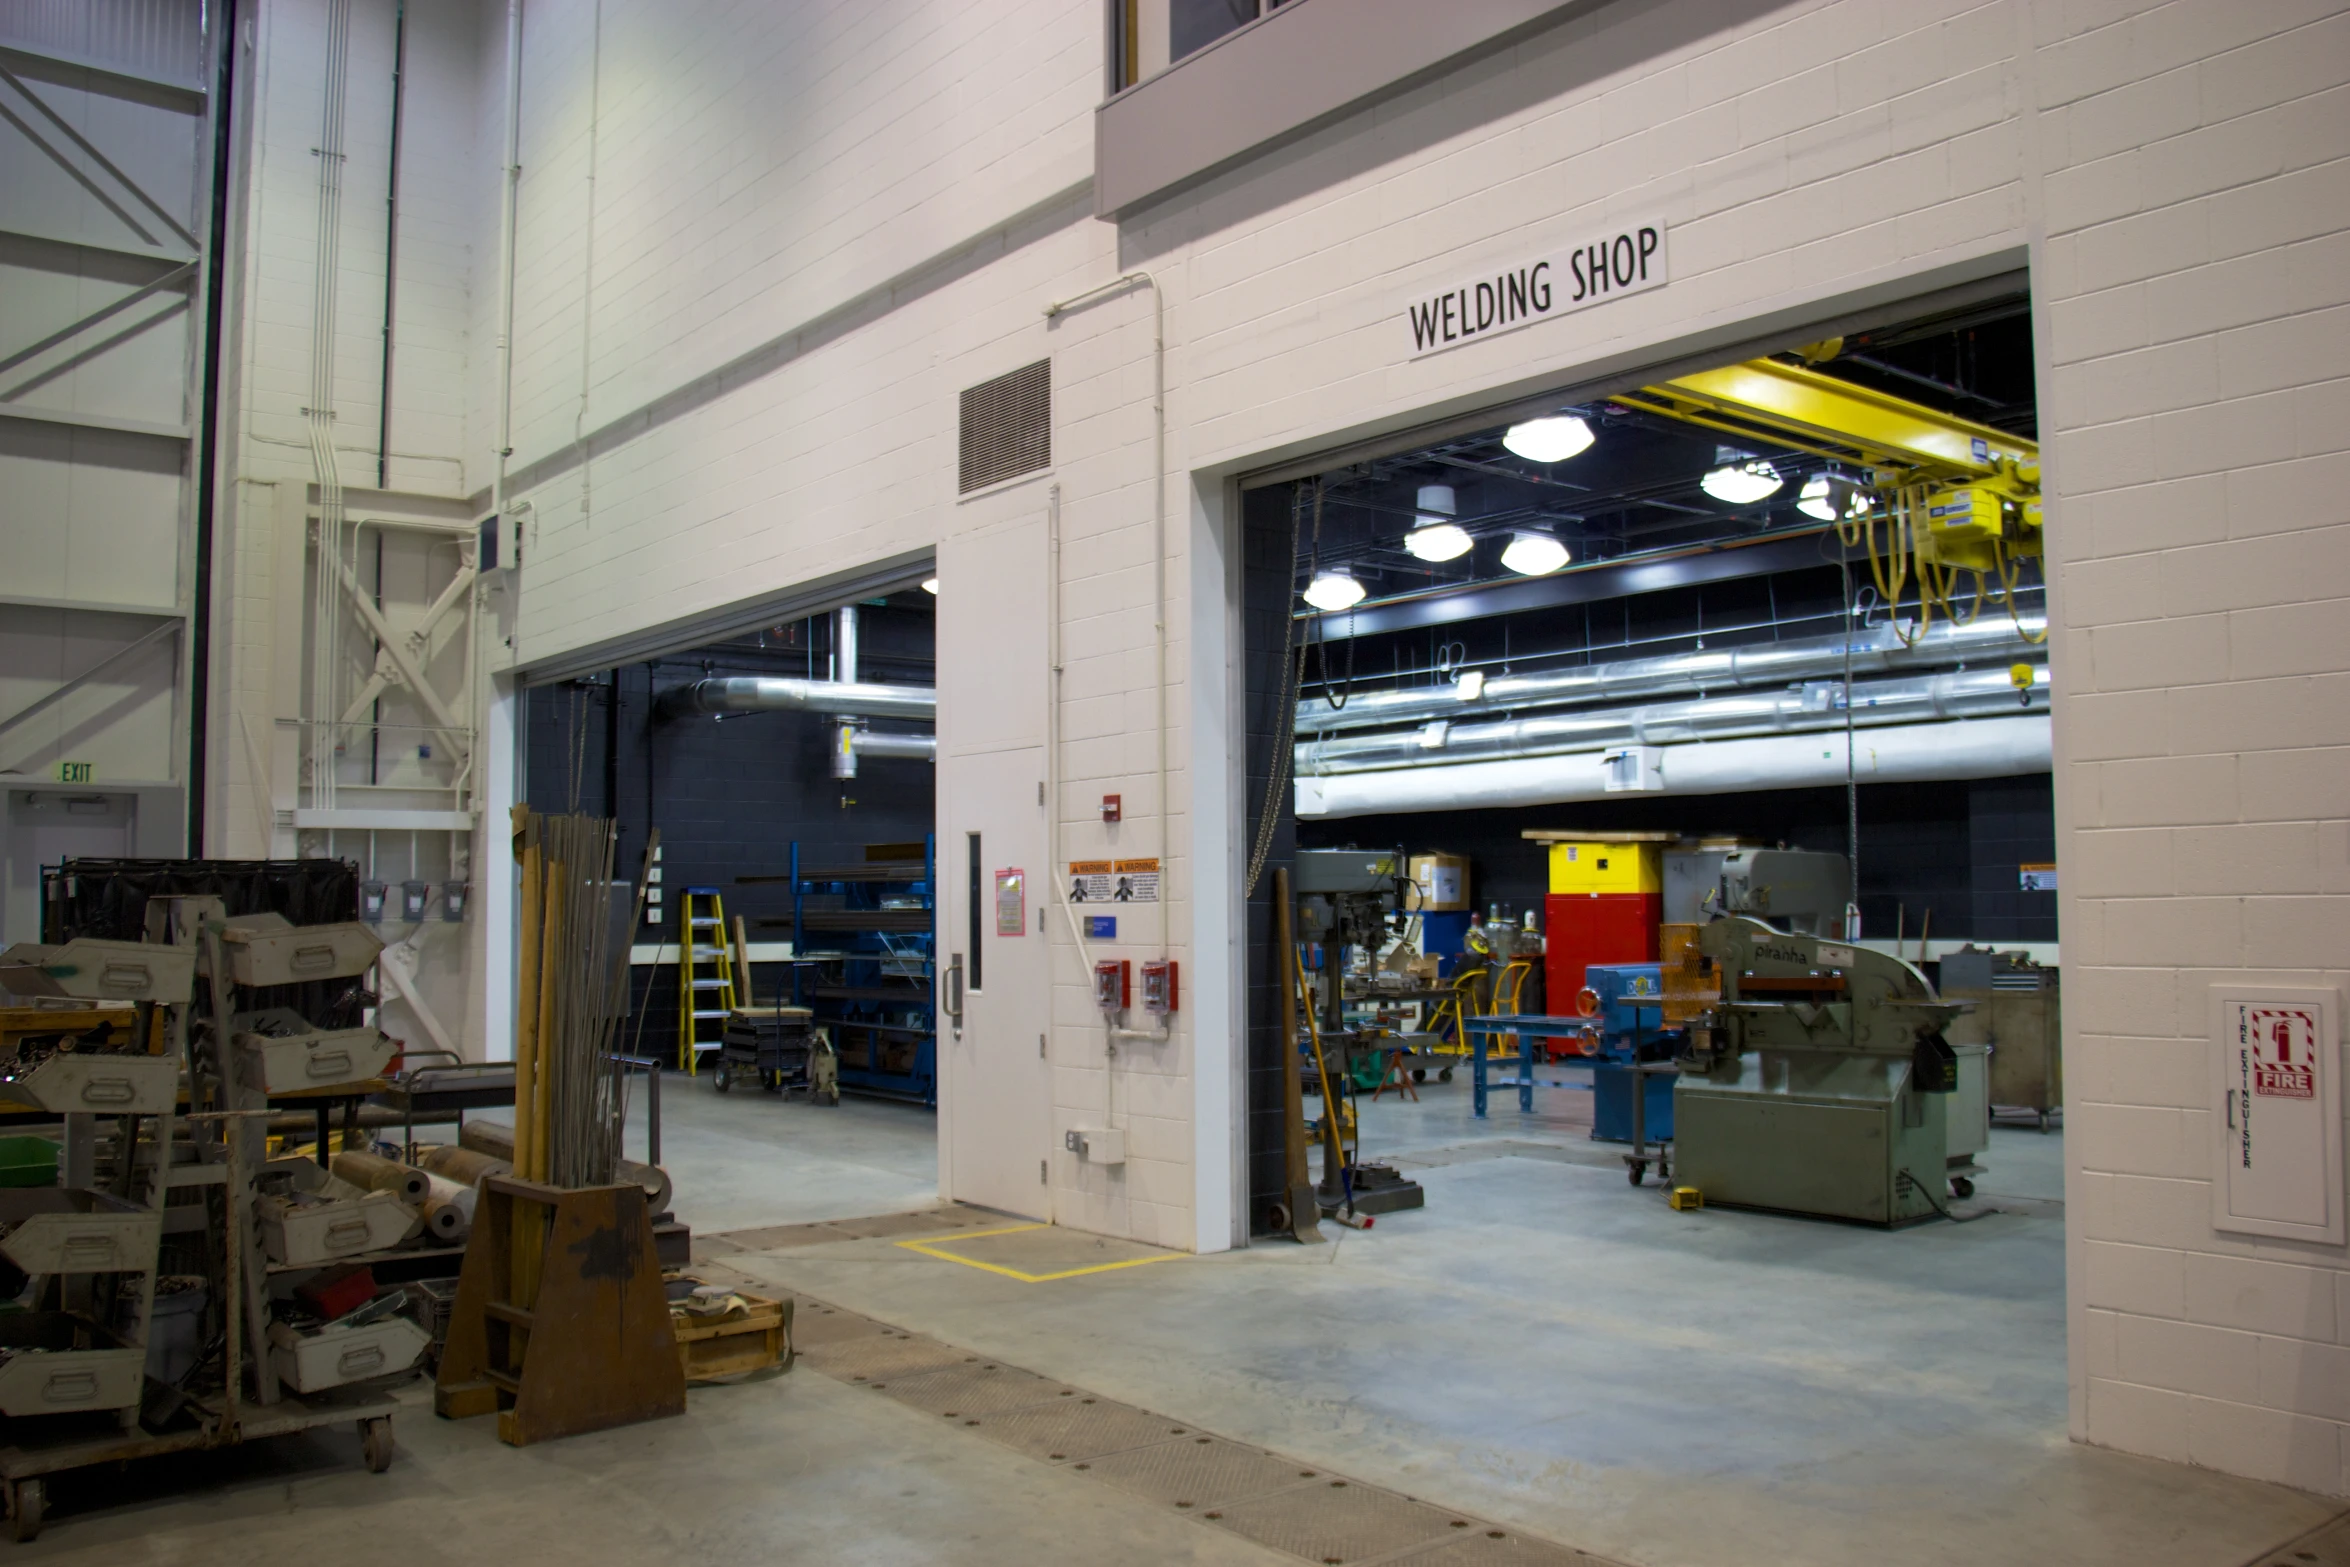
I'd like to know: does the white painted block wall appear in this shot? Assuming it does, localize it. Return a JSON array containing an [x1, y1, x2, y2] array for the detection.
[[213, 0, 2350, 1494], [2037, 0, 2350, 1495]]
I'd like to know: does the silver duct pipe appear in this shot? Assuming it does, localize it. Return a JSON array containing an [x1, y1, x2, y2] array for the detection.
[[1297, 715, 2052, 818], [658, 678, 937, 721], [1296, 616, 2045, 735], [852, 732, 936, 761], [1297, 664, 2044, 774]]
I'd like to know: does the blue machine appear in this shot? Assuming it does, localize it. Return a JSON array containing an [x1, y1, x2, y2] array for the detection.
[[1419, 910, 1472, 975], [1581, 962, 1683, 1145]]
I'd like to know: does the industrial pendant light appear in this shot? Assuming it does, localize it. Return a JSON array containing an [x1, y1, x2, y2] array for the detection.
[[1797, 473, 1864, 522], [1701, 447, 1783, 505], [1302, 569, 1367, 612], [1502, 415, 1595, 464], [1404, 483, 1472, 562], [1499, 530, 1569, 576], [921, 576, 940, 594]]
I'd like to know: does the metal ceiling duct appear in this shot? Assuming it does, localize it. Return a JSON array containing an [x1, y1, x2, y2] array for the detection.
[[1296, 715, 2052, 818], [657, 677, 937, 721], [851, 731, 936, 761], [1295, 616, 2044, 734], [1295, 665, 2045, 774]]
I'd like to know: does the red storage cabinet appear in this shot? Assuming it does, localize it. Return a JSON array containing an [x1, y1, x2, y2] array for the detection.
[[1543, 892, 1661, 1013]]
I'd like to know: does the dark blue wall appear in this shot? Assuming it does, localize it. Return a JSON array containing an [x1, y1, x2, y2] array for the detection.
[[525, 604, 936, 1065]]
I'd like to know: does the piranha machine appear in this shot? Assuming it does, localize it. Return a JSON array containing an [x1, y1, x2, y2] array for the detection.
[[1669, 917, 1975, 1226]]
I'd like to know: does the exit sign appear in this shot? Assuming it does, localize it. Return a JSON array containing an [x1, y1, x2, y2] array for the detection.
[[56, 761, 94, 784]]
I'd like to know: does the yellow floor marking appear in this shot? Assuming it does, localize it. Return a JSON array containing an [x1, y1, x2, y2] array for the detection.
[[895, 1223, 1189, 1284]]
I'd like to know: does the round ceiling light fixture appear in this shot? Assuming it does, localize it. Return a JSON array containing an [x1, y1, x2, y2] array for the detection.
[[1502, 415, 1595, 464], [920, 576, 940, 594], [1302, 569, 1367, 612], [1500, 530, 1570, 576], [1700, 448, 1783, 505], [1404, 483, 1473, 561], [1797, 473, 1865, 522]]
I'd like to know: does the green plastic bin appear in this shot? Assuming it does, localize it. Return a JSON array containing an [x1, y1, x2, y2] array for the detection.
[[0, 1137, 59, 1189]]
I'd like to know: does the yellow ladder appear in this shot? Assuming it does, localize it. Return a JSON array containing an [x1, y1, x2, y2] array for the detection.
[[677, 888, 736, 1074]]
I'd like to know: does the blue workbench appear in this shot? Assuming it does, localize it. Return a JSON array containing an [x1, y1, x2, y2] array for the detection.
[[1459, 1014, 1677, 1185], [1458, 1014, 1601, 1118]]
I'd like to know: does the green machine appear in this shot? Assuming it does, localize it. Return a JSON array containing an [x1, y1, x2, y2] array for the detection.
[[1673, 918, 1967, 1226]]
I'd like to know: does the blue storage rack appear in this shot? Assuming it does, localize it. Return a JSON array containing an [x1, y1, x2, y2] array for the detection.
[[789, 836, 937, 1106]]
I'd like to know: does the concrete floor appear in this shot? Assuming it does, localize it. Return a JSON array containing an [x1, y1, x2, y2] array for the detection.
[[23, 1077, 2339, 1562], [469, 1075, 940, 1232], [708, 1076, 2337, 1567]]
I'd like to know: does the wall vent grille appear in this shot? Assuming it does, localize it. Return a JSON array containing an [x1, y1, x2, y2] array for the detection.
[[958, 359, 1051, 494]]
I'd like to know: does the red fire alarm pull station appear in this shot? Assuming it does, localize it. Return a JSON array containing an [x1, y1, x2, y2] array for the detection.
[[1093, 959, 1131, 1014], [1101, 795, 1122, 823], [1141, 959, 1178, 1016]]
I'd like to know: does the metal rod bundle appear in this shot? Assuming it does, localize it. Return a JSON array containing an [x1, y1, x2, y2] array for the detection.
[[511, 808, 632, 1188]]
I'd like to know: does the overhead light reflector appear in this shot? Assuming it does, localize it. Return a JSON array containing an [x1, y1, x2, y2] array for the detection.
[[1404, 522, 1472, 561], [1701, 453, 1783, 505], [1503, 416, 1595, 464], [1404, 482, 1472, 560], [1797, 474, 1865, 522], [1302, 570, 1367, 612], [1500, 531, 1569, 576]]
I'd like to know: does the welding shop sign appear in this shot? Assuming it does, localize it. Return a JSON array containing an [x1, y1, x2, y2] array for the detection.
[[2210, 987, 2343, 1244], [1404, 217, 1668, 358]]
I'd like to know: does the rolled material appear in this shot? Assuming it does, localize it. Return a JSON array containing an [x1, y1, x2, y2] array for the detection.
[[418, 1198, 464, 1242], [459, 1120, 516, 1161], [418, 1179, 469, 1244], [331, 1149, 430, 1205], [617, 1158, 673, 1217], [459, 1120, 670, 1213], [423, 1171, 478, 1220], [417, 1145, 510, 1188]]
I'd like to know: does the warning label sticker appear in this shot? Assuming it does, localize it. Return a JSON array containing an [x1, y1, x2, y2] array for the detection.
[[1069, 859, 1159, 904], [2251, 1004, 2320, 1099]]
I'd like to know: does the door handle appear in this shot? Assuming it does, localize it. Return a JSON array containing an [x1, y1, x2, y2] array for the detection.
[[943, 955, 964, 1037]]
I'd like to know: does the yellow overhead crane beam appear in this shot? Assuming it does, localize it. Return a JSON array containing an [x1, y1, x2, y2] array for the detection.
[[1612, 345, 2045, 646], [1630, 356, 2034, 473]]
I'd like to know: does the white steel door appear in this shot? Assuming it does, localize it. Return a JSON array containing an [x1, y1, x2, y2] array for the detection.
[[939, 746, 1052, 1215], [935, 515, 1053, 1217]]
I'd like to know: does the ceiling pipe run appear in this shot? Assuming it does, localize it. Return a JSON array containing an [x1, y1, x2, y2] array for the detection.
[[1297, 664, 2046, 775], [656, 678, 936, 722], [851, 732, 935, 761], [1295, 714, 2052, 818], [1297, 615, 2045, 735]]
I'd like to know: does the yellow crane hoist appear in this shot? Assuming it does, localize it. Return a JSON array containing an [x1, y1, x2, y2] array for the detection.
[[1613, 345, 2044, 647]]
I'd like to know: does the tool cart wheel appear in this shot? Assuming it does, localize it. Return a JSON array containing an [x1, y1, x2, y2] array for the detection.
[[8, 1477, 44, 1542], [1950, 1176, 1975, 1200], [360, 1416, 395, 1474], [712, 1065, 732, 1094], [1626, 1160, 1648, 1187], [1438, 1068, 1453, 1083]]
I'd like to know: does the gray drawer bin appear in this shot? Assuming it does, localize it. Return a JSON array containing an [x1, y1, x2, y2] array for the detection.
[[0, 1189, 159, 1275], [254, 1162, 419, 1266], [217, 916, 382, 987], [269, 1315, 429, 1393], [0, 1052, 178, 1116], [0, 1313, 142, 1416], [233, 1009, 395, 1093], [0, 940, 196, 1005]]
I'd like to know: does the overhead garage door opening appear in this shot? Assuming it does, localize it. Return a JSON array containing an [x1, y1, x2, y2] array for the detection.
[[518, 584, 942, 1232], [1244, 291, 2060, 1241]]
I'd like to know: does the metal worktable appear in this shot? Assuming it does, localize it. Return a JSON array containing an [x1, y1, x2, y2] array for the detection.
[[1459, 1014, 1678, 1186]]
